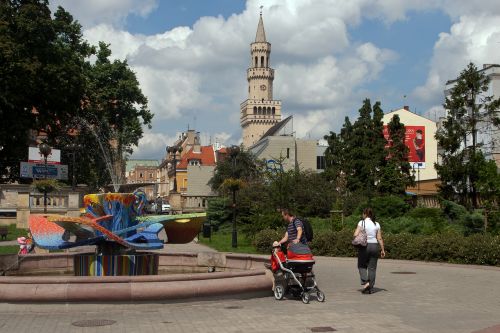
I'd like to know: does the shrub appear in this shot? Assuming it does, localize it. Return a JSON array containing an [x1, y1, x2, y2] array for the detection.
[[355, 195, 410, 219], [253, 229, 282, 253], [441, 200, 468, 221], [408, 207, 444, 220], [309, 229, 500, 266], [241, 211, 284, 239]]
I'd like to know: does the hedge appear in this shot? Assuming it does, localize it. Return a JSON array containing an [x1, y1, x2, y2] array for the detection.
[[254, 228, 500, 266]]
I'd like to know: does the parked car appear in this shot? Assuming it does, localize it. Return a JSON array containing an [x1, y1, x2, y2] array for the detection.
[[161, 203, 171, 214]]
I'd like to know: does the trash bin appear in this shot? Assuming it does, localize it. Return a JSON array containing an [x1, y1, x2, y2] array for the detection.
[[202, 223, 211, 238]]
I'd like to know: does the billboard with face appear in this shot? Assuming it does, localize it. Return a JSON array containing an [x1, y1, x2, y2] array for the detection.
[[384, 125, 425, 165]]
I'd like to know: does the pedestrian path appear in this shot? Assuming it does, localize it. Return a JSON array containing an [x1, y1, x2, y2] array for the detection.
[[0, 240, 499, 333]]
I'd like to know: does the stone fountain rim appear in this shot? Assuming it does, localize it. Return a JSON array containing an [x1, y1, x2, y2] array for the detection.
[[0, 252, 272, 302]]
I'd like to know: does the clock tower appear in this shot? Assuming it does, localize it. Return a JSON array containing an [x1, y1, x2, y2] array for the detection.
[[240, 13, 282, 148]]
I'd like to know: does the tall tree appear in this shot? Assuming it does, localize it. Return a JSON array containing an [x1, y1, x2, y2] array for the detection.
[[378, 114, 415, 194], [0, 0, 93, 182], [344, 99, 387, 196], [78, 42, 152, 188], [436, 62, 500, 208]]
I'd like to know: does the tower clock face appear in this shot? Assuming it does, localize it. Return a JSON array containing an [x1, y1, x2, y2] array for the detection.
[[260, 84, 267, 91]]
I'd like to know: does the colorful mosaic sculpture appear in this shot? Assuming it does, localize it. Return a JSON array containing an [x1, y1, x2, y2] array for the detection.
[[29, 191, 206, 252]]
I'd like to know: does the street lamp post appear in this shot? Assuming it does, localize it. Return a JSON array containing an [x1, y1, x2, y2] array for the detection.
[[38, 143, 52, 214], [229, 145, 240, 248], [166, 146, 182, 193], [66, 143, 79, 191]]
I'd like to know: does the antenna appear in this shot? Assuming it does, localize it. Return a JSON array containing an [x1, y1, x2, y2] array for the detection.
[[260, 5, 263, 15]]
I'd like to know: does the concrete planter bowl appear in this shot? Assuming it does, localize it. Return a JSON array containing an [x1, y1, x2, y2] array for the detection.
[[0, 252, 272, 302]]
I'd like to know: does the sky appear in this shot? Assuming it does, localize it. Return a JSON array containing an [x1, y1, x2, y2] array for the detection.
[[49, 0, 500, 160]]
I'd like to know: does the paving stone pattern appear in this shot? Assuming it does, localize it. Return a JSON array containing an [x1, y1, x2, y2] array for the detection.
[[0, 242, 499, 333]]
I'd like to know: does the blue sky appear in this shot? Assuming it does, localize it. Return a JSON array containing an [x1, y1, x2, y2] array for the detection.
[[51, 0, 500, 159]]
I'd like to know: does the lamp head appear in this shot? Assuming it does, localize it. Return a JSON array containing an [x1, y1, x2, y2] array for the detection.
[[38, 143, 52, 157]]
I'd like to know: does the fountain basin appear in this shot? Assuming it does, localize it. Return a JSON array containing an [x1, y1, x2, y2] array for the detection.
[[0, 252, 272, 302], [74, 253, 159, 276]]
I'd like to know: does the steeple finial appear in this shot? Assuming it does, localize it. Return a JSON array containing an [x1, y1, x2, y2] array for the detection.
[[255, 8, 267, 42]]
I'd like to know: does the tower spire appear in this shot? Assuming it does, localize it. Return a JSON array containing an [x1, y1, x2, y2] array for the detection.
[[255, 8, 266, 42]]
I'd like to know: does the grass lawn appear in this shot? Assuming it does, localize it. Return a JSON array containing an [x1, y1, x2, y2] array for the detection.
[[198, 231, 260, 254], [0, 245, 20, 255], [1, 224, 29, 241]]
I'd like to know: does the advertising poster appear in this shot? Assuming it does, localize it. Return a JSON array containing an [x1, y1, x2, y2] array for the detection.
[[383, 125, 425, 167]]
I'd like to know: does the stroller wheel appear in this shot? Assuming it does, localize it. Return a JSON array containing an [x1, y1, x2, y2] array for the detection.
[[301, 292, 310, 304], [274, 284, 285, 300], [316, 290, 325, 302]]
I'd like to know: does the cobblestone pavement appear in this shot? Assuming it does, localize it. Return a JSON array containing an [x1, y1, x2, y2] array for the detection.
[[0, 242, 499, 333]]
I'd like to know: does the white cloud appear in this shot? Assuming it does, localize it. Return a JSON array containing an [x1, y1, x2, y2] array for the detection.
[[413, 14, 500, 106], [130, 131, 178, 159], [50, 0, 158, 28], [55, 0, 500, 158]]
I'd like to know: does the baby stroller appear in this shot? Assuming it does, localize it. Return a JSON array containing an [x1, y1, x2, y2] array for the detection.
[[270, 243, 325, 304]]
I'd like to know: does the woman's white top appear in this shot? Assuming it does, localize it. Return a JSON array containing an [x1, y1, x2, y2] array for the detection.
[[357, 218, 380, 244]]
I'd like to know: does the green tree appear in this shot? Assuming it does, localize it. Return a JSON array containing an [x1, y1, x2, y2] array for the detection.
[[324, 99, 387, 198], [0, 1, 93, 182], [209, 147, 264, 191], [378, 114, 415, 194], [436, 62, 500, 208], [77, 42, 152, 188]]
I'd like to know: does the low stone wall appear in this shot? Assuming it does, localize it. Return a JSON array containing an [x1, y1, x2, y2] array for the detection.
[[0, 252, 272, 302]]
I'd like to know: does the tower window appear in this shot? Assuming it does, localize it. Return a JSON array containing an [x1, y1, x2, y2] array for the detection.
[[286, 148, 290, 159], [258, 106, 262, 114], [272, 107, 275, 115], [253, 106, 257, 114], [261, 56, 264, 67], [267, 56, 269, 67], [255, 56, 258, 67]]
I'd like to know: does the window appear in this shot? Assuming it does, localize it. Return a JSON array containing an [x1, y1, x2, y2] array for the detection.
[[139, 173, 143, 178], [272, 107, 275, 115], [253, 106, 257, 114], [286, 148, 290, 158], [255, 56, 258, 67], [317, 156, 326, 170], [149, 173, 153, 178], [189, 159, 200, 166]]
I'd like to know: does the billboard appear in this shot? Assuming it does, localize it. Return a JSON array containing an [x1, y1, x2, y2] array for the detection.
[[28, 147, 61, 165], [20, 162, 68, 180], [383, 125, 425, 168]]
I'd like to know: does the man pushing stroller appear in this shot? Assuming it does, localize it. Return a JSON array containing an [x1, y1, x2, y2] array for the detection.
[[266, 209, 325, 303]]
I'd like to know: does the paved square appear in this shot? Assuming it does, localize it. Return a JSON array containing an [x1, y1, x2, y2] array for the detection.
[[0, 242, 499, 333]]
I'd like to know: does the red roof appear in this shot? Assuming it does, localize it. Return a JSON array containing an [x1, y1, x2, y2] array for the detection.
[[176, 146, 216, 169]]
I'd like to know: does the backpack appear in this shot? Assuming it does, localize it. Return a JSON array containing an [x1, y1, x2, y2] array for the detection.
[[294, 217, 313, 242]]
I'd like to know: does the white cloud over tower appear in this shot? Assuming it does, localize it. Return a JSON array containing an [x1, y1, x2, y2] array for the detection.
[[50, 0, 500, 158]]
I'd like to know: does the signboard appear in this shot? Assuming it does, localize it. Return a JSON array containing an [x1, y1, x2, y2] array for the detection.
[[28, 147, 61, 165], [384, 125, 426, 167], [20, 162, 68, 180]]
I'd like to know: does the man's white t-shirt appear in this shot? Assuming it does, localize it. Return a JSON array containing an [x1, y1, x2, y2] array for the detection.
[[357, 218, 380, 244]]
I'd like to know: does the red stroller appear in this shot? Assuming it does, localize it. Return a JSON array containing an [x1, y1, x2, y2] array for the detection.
[[270, 243, 325, 304]]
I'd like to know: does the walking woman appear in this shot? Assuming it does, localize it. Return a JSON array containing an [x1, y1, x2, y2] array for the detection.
[[354, 207, 385, 294]]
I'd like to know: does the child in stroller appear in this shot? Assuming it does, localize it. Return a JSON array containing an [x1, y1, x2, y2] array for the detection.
[[269, 241, 325, 304]]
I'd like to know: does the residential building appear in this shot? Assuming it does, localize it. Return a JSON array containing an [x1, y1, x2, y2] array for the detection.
[[382, 106, 439, 195], [125, 159, 159, 199], [158, 130, 219, 212]]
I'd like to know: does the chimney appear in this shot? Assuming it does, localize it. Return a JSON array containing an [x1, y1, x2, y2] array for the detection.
[[403, 106, 410, 111]]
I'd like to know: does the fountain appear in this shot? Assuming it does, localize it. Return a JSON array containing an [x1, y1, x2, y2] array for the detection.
[[0, 190, 271, 302], [27, 190, 205, 276], [0, 119, 271, 301]]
